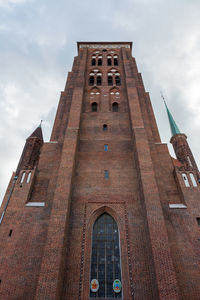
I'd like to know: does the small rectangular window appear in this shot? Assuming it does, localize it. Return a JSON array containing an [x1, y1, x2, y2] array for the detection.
[[197, 218, 200, 226], [104, 145, 108, 151], [9, 229, 13, 237], [104, 170, 109, 179]]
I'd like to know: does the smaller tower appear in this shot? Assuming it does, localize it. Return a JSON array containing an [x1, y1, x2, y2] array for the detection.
[[15, 123, 43, 176], [165, 102, 199, 180]]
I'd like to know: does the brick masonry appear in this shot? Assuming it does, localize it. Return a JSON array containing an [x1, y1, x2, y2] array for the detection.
[[0, 42, 200, 300]]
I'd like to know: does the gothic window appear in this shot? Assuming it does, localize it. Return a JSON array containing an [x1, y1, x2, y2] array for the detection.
[[90, 213, 122, 298], [108, 76, 113, 86], [104, 170, 109, 179], [112, 102, 119, 112], [115, 76, 121, 86], [103, 124, 108, 131], [114, 56, 118, 66], [107, 56, 112, 66], [182, 173, 190, 187], [98, 58, 102, 66], [92, 58, 96, 66], [20, 172, 26, 184], [26, 172, 31, 183], [89, 76, 95, 86], [97, 76, 102, 86], [91, 102, 98, 112], [189, 173, 197, 187]]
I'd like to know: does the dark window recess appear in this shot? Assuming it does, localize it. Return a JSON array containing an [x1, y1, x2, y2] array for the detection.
[[108, 76, 113, 86], [107, 58, 112, 66], [115, 76, 121, 86], [197, 217, 200, 226], [103, 49, 107, 52], [89, 76, 95, 85], [90, 213, 122, 298], [112, 102, 119, 112], [91, 58, 96, 66], [0, 280, 1, 284], [104, 170, 109, 179], [9, 229, 13, 237], [103, 124, 108, 131], [114, 58, 118, 66], [91, 102, 98, 112], [98, 59, 102, 66], [97, 76, 102, 86]]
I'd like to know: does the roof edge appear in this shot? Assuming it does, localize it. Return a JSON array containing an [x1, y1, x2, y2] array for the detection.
[[77, 41, 132, 53]]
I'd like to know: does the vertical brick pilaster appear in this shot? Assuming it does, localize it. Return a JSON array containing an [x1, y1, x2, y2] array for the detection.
[[122, 48, 180, 299], [34, 49, 87, 300]]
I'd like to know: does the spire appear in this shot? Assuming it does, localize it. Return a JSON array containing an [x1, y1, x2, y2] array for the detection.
[[28, 122, 43, 141], [162, 94, 181, 136]]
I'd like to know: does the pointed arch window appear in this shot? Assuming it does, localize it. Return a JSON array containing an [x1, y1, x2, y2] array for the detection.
[[189, 173, 197, 187], [112, 102, 119, 112], [98, 58, 102, 66], [90, 213, 122, 298], [20, 172, 26, 184], [91, 102, 98, 112], [89, 76, 95, 86], [115, 76, 121, 86], [92, 58, 96, 66], [182, 173, 190, 187], [26, 171, 32, 183], [107, 56, 112, 66], [114, 56, 118, 66], [108, 76, 113, 86], [97, 76, 102, 86]]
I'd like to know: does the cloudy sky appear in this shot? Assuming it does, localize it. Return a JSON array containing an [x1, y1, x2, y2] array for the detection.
[[0, 0, 200, 204]]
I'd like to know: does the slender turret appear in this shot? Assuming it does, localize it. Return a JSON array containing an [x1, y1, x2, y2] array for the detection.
[[164, 101, 199, 178]]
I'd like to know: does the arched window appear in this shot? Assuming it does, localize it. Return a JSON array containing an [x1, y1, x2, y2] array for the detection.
[[92, 58, 96, 66], [182, 173, 190, 187], [108, 76, 113, 86], [103, 124, 108, 131], [112, 102, 119, 112], [114, 56, 118, 66], [26, 171, 31, 183], [107, 56, 112, 66], [20, 172, 26, 184], [91, 102, 98, 112], [97, 76, 102, 86], [90, 213, 122, 298], [115, 76, 121, 86], [189, 173, 197, 187], [98, 58, 102, 66], [89, 76, 95, 86]]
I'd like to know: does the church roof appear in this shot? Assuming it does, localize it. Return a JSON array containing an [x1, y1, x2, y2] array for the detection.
[[28, 124, 43, 141], [164, 101, 181, 136]]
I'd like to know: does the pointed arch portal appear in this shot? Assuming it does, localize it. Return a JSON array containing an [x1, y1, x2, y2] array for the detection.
[[90, 213, 122, 298]]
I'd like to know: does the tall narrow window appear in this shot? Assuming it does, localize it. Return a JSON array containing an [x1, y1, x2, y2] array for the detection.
[[26, 171, 31, 183], [112, 102, 118, 112], [20, 172, 26, 184], [98, 58, 102, 66], [103, 124, 108, 131], [92, 58, 96, 66], [114, 57, 118, 66], [104, 144, 108, 151], [189, 173, 197, 187], [97, 76, 102, 86], [115, 76, 121, 86], [182, 173, 190, 187], [104, 170, 109, 179], [91, 102, 98, 112], [89, 76, 95, 86], [90, 213, 122, 298], [108, 76, 113, 86], [107, 57, 112, 66]]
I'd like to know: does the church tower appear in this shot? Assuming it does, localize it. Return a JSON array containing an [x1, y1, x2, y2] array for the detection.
[[0, 42, 200, 300]]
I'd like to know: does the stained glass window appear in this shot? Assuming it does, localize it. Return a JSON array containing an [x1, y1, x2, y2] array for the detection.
[[90, 213, 122, 298]]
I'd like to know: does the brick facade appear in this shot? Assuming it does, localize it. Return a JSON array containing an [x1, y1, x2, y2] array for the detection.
[[0, 42, 200, 300]]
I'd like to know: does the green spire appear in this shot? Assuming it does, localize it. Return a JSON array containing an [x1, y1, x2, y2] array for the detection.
[[164, 101, 181, 136]]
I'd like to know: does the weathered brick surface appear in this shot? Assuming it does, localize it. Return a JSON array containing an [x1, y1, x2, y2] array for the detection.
[[0, 42, 200, 300]]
